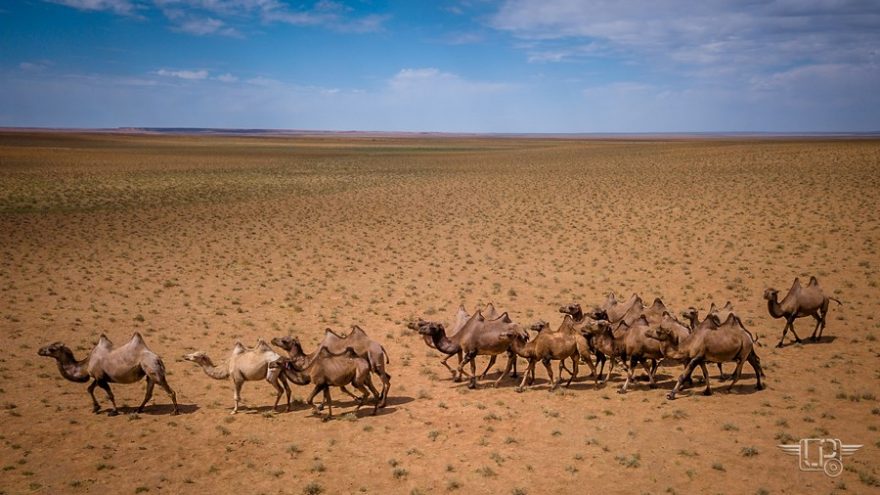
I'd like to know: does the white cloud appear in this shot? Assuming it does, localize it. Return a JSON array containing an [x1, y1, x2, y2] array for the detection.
[[19, 61, 51, 71], [389, 68, 511, 94], [491, 0, 880, 70], [48, 0, 137, 15], [156, 68, 209, 80], [215, 73, 238, 83]]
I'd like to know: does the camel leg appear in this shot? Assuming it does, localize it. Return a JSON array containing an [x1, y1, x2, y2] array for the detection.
[[96, 381, 119, 416], [810, 310, 824, 341], [322, 386, 333, 420], [306, 384, 322, 413], [516, 360, 534, 392], [510, 352, 518, 379], [748, 352, 765, 390], [377, 372, 390, 409], [440, 352, 460, 381], [668, 358, 701, 400], [543, 359, 557, 391], [456, 353, 474, 384], [279, 375, 292, 412], [363, 375, 381, 415], [493, 353, 514, 388], [580, 352, 597, 377], [717, 363, 728, 381], [231, 378, 244, 415], [642, 359, 657, 389], [479, 355, 497, 379], [595, 354, 606, 386], [566, 358, 578, 387], [559, 358, 573, 378], [154, 376, 179, 415], [87, 380, 101, 413], [726, 360, 746, 393], [352, 381, 370, 414], [776, 319, 794, 347], [268, 376, 285, 412], [339, 386, 362, 403], [618, 357, 637, 394], [137, 377, 155, 413], [466, 352, 479, 389]]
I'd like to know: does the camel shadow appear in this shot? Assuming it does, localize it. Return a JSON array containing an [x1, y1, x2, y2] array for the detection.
[[778, 335, 837, 348], [116, 403, 199, 416]]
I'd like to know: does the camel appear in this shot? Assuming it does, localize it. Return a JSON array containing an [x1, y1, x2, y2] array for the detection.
[[318, 325, 391, 408], [38, 332, 178, 416], [506, 315, 592, 392], [681, 305, 734, 380], [271, 335, 362, 406], [183, 340, 290, 414], [648, 313, 764, 399], [417, 310, 524, 389], [615, 315, 665, 394], [764, 276, 842, 347], [409, 303, 509, 380], [273, 340, 380, 419]]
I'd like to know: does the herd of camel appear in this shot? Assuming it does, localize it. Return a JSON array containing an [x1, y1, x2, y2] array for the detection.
[[37, 276, 841, 418]]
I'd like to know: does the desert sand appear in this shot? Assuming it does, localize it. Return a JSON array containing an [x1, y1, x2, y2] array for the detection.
[[0, 131, 878, 494]]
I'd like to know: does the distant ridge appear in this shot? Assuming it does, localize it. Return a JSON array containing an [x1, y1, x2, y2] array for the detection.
[[2, 127, 879, 139]]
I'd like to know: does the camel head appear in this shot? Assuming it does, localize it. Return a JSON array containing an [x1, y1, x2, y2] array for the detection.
[[681, 307, 698, 322], [558, 303, 581, 316], [38, 342, 70, 359], [579, 318, 610, 337], [585, 305, 608, 320], [406, 319, 429, 331], [529, 320, 550, 332], [183, 351, 210, 365], [762, 288, 779, 301], [271, 335, 299, 352], [650, 316, 679, 342], [415, 321, 445, 337]]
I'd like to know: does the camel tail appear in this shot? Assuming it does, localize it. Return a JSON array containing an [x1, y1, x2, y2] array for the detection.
[[381, 345, 390, 364], [829, 297, 842, 306]]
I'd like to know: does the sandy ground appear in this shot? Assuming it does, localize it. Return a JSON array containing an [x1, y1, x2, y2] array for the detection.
[[0, 132, 878, 495]]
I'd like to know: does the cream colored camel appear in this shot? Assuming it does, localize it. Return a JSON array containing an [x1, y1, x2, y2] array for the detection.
[[184, 340, 289, 414], [38, 332, 178, 415]]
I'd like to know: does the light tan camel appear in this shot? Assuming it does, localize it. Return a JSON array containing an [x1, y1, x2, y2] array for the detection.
[[764, 276, 842, 347], [183, 340, 288, 414], [38, 332, 178, 415]]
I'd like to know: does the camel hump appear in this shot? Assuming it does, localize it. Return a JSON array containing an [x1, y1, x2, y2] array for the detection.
[[233, 342, 246, 355], [498, 312, 511, 323], [651, 297, 664, 308], [475, 310, 485, 322], [637, 315, 650, 325], [791, 277, 801, 288], [721, 313, 737, 326], [808, 276, 819, 286], [97, 334, 113, 348], [722, 301, 733, 310], [350, 325, 367, 336], [709, 302, 718, 312], [130, 332, 145, 344]]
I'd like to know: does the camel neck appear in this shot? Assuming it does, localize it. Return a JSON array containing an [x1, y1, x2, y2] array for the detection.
[[767, 297, 784, 319], [55, 350, 90, 383], [431, 331, 460, 355]]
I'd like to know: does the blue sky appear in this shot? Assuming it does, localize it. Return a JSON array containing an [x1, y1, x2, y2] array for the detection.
[[2, 1, 879, 132]]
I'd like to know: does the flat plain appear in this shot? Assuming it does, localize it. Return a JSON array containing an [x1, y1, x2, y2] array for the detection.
[[1, 131, 878, 494]]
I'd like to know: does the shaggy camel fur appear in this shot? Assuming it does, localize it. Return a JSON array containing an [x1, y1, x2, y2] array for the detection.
[[649, 313, 764, 400], [506, 315, 592, 392], [184, 340, 289, 414], [38, 332, 178, 415], [764, 276, 842, 347], [276, 341, 380, 419], [319, 325, 391, 408]]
